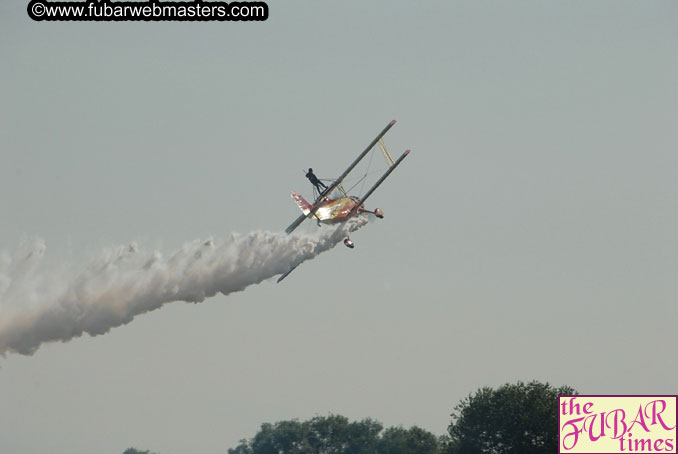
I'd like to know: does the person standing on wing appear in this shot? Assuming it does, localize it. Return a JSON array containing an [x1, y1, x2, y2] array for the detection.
[[306, 168, 328, 194]]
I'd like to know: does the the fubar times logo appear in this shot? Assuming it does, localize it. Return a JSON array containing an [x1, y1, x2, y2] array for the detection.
[[559, 395, 677, 453]]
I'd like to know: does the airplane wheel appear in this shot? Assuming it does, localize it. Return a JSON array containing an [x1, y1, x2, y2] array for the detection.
[[344, 238, 355, 248], [375, 208, 384, 219]]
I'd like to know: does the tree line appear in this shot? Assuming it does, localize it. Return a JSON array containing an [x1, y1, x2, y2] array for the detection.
[[124, 380, 575, 454]]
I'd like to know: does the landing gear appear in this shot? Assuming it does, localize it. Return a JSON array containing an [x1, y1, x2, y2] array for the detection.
[[344, 238, 355, 248], [374, 208, 384, 219]]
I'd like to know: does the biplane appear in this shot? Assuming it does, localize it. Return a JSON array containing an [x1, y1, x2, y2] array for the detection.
[[278, 120, 410, 283]]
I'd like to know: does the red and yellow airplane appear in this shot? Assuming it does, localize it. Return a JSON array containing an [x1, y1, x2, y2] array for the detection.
[[278, 120, 410, 282]]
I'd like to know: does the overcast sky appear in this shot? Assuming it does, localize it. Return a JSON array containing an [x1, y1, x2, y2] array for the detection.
[[1, 1, 677, 453]]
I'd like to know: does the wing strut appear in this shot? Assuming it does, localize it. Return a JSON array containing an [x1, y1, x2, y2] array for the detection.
[[326, 120, 397, 199], [350, 149, 410, 214]]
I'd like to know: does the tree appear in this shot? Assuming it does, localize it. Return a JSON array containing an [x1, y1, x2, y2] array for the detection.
[[122, 449, 157, 454], [446, 381, 577, 454], [228, 414, 440, 454], [377, 426, 442, 454]]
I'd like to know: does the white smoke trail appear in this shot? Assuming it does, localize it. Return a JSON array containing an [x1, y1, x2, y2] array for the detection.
[[0, 216, 367, 356]]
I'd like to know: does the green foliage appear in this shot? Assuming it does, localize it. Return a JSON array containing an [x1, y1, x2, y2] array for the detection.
[[228, 414, 440, 454], [446, 381, 577, 454], [123, 449, 157, 454], [126, 381, 579, 454], [377, 426, 441, 454]]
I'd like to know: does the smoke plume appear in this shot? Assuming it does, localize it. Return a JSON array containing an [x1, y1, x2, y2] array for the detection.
[[0, 216, 367, 356]]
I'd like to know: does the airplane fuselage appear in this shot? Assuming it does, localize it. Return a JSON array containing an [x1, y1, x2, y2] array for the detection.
[[314, 196, 361, 223]]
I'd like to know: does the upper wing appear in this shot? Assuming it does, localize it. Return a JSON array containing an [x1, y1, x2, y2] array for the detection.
[[285, 120, 398, 235], [350, 149, 410, 215]]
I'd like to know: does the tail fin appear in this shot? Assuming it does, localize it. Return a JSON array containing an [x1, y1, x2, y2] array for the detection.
[[291, 191, 312, 215]]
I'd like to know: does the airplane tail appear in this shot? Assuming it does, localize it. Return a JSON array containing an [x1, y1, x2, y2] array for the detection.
[[291, 191, 312, 215]]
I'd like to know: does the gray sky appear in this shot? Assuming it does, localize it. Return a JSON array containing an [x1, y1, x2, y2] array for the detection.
[[1, 1, 677, 453]]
